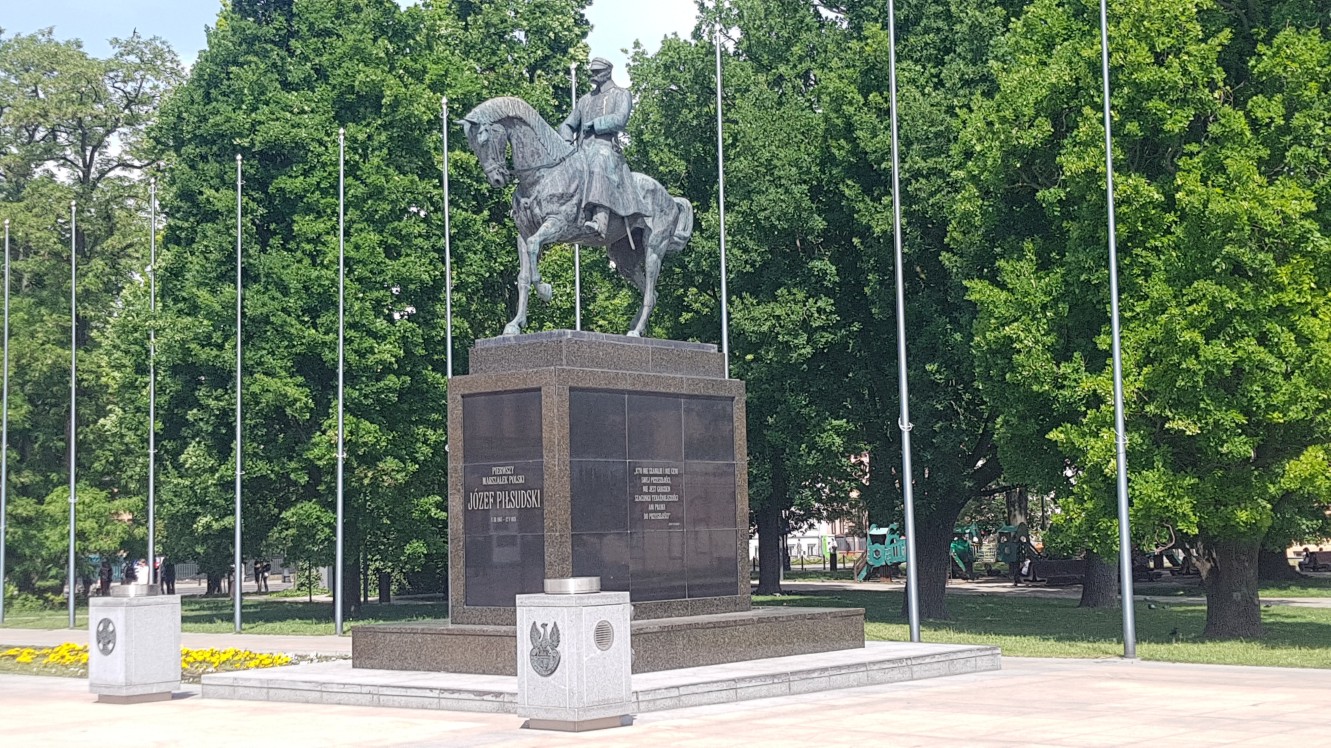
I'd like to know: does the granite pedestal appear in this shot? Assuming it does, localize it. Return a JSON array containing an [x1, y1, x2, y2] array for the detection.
[[88, 586, 181, 703], [450, 330, 751, 626], [516, 579, 633, 731], [352, 331, 865, 675]]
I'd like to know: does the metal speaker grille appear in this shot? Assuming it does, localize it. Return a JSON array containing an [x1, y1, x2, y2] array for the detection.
[[593, 620, 614, 651]]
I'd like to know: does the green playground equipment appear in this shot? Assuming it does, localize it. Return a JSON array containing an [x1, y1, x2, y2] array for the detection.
[[949, 535, 976, 579], [853, 523, 908, 581]]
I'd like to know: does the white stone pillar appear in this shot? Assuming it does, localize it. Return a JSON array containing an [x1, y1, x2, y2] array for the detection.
[[88, 586, 181, 703], [516, 577, 633, 731]]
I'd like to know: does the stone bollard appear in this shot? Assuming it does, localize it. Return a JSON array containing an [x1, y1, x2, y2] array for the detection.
[[516, 577, 633, 732], [88, 584, 181, 703]]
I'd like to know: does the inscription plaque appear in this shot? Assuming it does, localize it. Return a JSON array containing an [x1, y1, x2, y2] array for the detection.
[[462, 390, 545, 608], [570, 389, 739, 601]]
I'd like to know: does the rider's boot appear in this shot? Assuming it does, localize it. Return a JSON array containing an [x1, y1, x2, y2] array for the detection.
[[584, 206, 609, 240]]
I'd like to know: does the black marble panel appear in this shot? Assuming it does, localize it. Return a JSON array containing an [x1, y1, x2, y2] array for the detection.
[[686, 529, 739, 598], [462, 390, 542, 464], [462, 461, 545, 535], [627, 394, 683, 462], [683, 396, 735, 462], [683, 461, 737, 530], [628, 461, 684, 532], [464, 533, 545, 607], [569, 390, 627, 460], [570, 460, 629, 533], [571, 532, 631, 592], [630, 530, 687, 601]]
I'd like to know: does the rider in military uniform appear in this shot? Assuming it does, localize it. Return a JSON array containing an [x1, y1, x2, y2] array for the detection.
[[559, 58, 647, 240]]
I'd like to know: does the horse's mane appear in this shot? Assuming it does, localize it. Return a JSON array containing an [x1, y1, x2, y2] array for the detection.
[[465, 97, 571, 162]]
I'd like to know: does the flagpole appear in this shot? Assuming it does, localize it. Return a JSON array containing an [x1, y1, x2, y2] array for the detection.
[[714, 21, 731, 379], [571, 62, 582, 331], [1099, 0, 1136, 659], [0, 220, 9, 624], [148, 178, 158, 587], [68, 200, 78, 629], [234, 154, 244, 633], [441, 98, 453, 380], [335, 129, 347, 635], [886, 0, 921, 642]]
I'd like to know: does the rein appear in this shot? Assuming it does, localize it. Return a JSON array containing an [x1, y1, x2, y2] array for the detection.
[[510, 144, 578, 183]]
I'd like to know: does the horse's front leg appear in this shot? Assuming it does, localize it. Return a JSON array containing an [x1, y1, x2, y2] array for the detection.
[[526, 217, 569, 305], [505, 231, 533, 335]]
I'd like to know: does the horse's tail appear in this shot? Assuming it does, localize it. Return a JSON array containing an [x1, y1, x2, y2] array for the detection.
[[667, 197, 694, 255]]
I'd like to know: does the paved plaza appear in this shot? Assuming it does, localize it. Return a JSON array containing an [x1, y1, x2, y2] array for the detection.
[[0, 655, 1321, 747]]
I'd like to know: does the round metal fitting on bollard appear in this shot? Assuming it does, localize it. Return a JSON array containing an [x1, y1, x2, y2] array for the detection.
[[110, 583, 161, 598], [543, 576, 600, 595]]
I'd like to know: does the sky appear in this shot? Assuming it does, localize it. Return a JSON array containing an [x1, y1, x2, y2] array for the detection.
[[1, 0, 699, 81]]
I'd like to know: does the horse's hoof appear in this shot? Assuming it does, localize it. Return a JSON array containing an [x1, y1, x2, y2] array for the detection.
[[503, 323, 521, 335], [536, 283, 552, 303], [626, 330, 641, 338]]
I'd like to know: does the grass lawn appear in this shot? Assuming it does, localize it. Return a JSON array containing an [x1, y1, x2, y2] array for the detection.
[[756, 588, 1331, 668], [0, 596, 449, 636]]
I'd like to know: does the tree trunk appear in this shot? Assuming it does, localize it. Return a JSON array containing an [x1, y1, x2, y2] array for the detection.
[[206, 572, 223, 596], [755, 454, 787, 595], [755, 499, 783, 595], [1078, 551, 1119, 608], [1257, 548, 1302, 581], [911, 514, 954, 620], [1006, 487, 1029, 527], [378, 571, 392, 603], [361, 549, 370, 606], [1198, 537, 1263, 640]]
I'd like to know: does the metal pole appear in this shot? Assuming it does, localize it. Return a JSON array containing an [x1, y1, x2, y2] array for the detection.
[[148, 179, 157, 587], [441, 98, 453, 380], [441, 98, 454, 626], [571, 62, 581, 332], [68, 201, 78, 629], [886, 0, 921, 642], [714, 21, 731, 379], [0, 220, 9, 624], [335, 129, 346, 636], [1099, 0, 1137, 659], [234, 155, 243, 633]]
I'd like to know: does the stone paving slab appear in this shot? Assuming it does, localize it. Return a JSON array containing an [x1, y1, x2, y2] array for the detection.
[[0, 656, 1323, 747], [201, 640, 1000, 713]]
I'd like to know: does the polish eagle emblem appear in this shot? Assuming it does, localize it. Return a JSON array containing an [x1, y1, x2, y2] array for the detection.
[[528, 621, 561, 677]]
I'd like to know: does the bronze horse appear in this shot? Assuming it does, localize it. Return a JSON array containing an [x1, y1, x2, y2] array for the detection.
[[459, 97, 693, 337]]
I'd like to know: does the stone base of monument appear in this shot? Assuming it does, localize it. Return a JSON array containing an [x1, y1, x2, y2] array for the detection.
[[353, 606, 866, 676], [88, 585, 181, 703], [202, 641, 1001, 712]]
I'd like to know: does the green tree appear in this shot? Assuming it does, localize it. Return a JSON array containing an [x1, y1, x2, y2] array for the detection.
[[629, 0, 858, 595], [148, 0, 589, 606], [270, 500, 335, 601], [0, 28, 181, 596], [630, 0, 1017, 612], [955, 0, 1331, 637], [815, 0, 1017, 619]]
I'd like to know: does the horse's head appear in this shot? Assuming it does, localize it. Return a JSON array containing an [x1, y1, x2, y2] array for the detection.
[[459, 118, 510, 189]]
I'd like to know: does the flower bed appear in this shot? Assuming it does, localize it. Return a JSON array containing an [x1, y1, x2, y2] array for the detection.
[[0, 643, 309, 682]]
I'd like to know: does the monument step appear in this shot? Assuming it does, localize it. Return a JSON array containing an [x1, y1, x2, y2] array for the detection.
[[352, 606, 867, 675], [203, 641, 1001, 714]]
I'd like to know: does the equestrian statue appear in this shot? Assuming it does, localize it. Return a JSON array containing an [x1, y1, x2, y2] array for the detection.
[[459, 58, 694, 337]]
